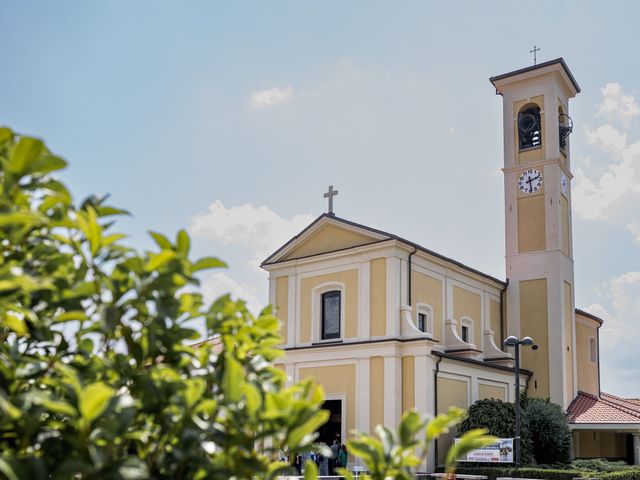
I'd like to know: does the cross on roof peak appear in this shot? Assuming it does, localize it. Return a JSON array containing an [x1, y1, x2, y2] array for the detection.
[[323, 185, 338, 215], [530, 45, 541, 65]]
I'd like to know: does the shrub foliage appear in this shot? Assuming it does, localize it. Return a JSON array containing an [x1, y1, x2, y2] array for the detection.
[[0, 128, 329, 479], [524, 397, 571, 464], [458, 398, 533, 464]]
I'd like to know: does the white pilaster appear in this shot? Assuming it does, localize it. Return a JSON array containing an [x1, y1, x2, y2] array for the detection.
[[358, 261, 371, 340], [287, 273, 296, 346], [356, 358, 370, 434], [383, 356, 402, 427], [386, 257, 401, 337]]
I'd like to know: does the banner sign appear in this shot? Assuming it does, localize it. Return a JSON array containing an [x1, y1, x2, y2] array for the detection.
[[455, 438, 514, 463]]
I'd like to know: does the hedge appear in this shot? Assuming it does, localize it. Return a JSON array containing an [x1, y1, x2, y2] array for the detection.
[[443, 466, 585, 480], [600, 473, 640, 480], [441, 466, 640, 480]]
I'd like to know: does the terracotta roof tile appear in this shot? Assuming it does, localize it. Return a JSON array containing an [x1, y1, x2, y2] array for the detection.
[[191, 336, 224, 355], [567, 391, 640, 424]]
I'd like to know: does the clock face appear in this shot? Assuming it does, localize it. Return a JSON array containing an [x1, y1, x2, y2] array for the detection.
[[561, 173, 569, 195], [518, 168, 543, 194]]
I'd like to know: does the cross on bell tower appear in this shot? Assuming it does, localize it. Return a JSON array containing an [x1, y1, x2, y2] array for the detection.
[[323, 185, 338, 215]]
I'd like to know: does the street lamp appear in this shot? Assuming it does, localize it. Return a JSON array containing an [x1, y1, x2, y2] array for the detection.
[[503, 335, 537, 467]]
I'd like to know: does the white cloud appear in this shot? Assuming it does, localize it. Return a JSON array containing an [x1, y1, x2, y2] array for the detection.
[[597, 82, 640, 127], [582, 272, 640, 396], [626, 221, 640, 245], [189, 200, 314, 268], [200, 272, 264, 315], [249, 86, 294, 109], [573, 83, 640, 227]]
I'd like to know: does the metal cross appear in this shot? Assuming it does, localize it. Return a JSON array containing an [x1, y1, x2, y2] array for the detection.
[[530, 45, 541, 65], [323, 185, 338, 215]]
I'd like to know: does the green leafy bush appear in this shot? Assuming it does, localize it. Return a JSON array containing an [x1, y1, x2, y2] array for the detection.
[[524, 397, 571, 464], [600, 472, 640, 480], [0, 127, 329, 479], [571, 459, 638, 473], [452, 466, 585, 480], [458, 398, 533, 464]]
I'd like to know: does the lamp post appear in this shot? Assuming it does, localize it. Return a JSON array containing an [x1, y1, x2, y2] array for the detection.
[[503, 335, 536, 467]]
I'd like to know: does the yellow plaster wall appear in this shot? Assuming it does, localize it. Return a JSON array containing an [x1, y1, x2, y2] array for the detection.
[[283, 224, 379, 260], [299, 269, 359, 343], [575, 431, 627, 458], [402, 356, 415, 412], [299, 364, 356, 440], [518, 195, 547, 253], [576, 317, 599, 395], [370, 258, 387, 337], [453, 286, 482, 347], [436, 376, 469, 465], [490, 299, 502, 341], [564, 281, 575, 400], [561, 195, 570, 255], [275, 276, 289, 344], [478, 383, 507, 401], [520, 279, 550, 399], [514, 96, 545, 165], [411, 271, 443, 340], [370, 357, 385, 432]]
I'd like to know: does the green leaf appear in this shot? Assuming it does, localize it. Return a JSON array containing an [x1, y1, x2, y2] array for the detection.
[[445, 429, 497, 471], [222, 356, 243, 402], [176, 229, 190, 255], [79, 382, 114, 424], [3, 313, 28, 335], [117, 457, 149, 479], [398, 410, 424, 448], [0, 457, 20, 480], [0, 127, 13, 144], [8, 136, 43, 174], [144, 250, 176, 271], [426, 407, 466, 443], [287, 410, 330, 447], [54, 311, 89, 323], [0, 211, 46, 227], [148, 231, 172, 250], [184, 378, 206, 409], [192, 256, 227, 271], [242, 382, 261, 417], [0, 392, 21, 420], [304, 459, 318, 480], [31, 154, 67, 174]]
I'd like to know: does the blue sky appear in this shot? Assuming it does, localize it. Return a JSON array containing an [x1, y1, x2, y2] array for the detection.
[[2, 1, 640, 396]]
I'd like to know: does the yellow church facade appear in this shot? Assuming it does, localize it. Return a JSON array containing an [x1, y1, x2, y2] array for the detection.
[[261, 59, 640, 468]]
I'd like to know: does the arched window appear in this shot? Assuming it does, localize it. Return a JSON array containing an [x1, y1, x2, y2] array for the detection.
[[321, 290, 341, 340], [589, 337, 597, 363], [518, 105, 542, 150]]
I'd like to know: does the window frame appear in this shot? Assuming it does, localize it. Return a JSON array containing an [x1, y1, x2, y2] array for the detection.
[[460, 316, 474, 345], [321, 290, 341, 340], [311, 281, 346, 344], [415, 303, 434, 337]]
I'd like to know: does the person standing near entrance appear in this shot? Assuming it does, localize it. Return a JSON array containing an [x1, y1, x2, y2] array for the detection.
[[330, 439, 340, 474]]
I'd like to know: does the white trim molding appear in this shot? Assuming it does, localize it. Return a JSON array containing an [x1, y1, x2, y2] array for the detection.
[[312, 281, 346, 343]]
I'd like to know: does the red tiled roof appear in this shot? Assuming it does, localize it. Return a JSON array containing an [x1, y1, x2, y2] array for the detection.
[[567, 391, 640, 424], [191, 336, 224, 354]]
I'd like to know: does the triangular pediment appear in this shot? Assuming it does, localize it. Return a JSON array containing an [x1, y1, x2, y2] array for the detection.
[[262, 215, 390, 265]]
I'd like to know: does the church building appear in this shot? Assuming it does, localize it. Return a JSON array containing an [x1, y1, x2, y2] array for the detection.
[[261, 59, 640, 468]]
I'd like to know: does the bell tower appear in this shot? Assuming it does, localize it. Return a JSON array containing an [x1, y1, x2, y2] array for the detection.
[[490, 59, 580, 409]]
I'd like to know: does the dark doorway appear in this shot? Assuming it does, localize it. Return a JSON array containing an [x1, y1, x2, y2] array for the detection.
[[626, 434, 634, 464], [317, 400, 342, 446]]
